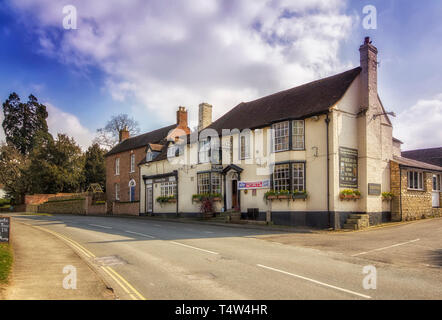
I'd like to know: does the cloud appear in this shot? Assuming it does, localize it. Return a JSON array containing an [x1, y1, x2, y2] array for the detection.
[[8, 0, 356, 127], [0, 103, 93, 150], [46, 103, 93, 150], [393, 94, 442, 150]]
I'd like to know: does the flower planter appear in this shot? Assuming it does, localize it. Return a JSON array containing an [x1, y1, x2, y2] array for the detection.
[[293, 194, 308, 200], [212, 197, 222, 202], [277, 195, 290, 200], [382, 196, 392, 201], [168, 198, 177, 203], [266, 195, 277, 200]]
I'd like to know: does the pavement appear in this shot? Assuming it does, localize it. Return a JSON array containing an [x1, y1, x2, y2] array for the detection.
[[3, 221, 115, 300], [5, 213, 442, 300]]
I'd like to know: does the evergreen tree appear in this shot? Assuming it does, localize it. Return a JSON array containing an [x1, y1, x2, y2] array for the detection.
[[83, 143, 106, 190]]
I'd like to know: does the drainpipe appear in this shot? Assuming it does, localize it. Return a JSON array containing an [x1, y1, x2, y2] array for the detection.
[[175, 170, 179, 217], [325, 114, 331, 229], [399, 166, 402, 221]]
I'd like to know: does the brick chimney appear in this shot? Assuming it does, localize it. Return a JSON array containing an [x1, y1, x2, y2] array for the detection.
[[198, 102, 212, 131], [176, 106, 188, 129], [119, 126, 130, 142], [359, 36, 378, 111]]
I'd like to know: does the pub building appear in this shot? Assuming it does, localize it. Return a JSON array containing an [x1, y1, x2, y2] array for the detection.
[[136, 38, 441, 229]]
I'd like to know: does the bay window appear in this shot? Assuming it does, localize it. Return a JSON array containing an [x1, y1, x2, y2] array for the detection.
[[197, 172, 222, 194]]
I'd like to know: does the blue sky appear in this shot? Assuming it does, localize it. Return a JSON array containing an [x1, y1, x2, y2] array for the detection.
[[0, 0, 441, 149]]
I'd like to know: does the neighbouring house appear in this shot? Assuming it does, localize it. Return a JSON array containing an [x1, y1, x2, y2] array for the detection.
[[105, 107, 190, 215], [402, 147, 442, 167], [139, 37, 442, 229]]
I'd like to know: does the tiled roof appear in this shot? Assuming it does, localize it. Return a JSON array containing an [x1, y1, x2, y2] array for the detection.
[[401, 147, 442, 167], [393, 155, 442, 172], [207, 67, 362, 133], [148, 143, 164, 152], [106, 124, 176, 157]]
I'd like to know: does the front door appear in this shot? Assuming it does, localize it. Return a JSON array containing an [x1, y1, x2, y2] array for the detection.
[[432, 174, 440, 208], [146, 186, 153, 213], [232, 180, 238, 209]]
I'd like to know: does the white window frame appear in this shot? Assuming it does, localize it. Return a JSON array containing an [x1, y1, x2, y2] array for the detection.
[[130, 154, 135, 173], [407, 170, 424, 190], [272, 121, 290, 152], [115, 183, 120, 201], [197, 172, 210, 194], [292, 162, 305, 192], [433, 174, 441, 192], [292, 120, 305, 150], [160, 181, 177, 197], [239, 131, 251, 160], [199, 139, 210, 164], [273, 164, 290, 191], [115, 158, 120, 175]]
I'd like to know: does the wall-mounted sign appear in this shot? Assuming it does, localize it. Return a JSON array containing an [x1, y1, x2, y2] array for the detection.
[[339, 147, 358, 188], [211, 164, 223, 172], [238, 180, 270, 190], [0, 217, 10, 243], [151, 176, 176, 184], [368, 183, 381, 196]]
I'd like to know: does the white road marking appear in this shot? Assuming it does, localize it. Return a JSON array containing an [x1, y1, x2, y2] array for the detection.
[[125, 230, 156, 239], [204, 231, 215, 234], [257, 264, 371, 299], [88, 224, 113, 229], [153, 224, 162, 227], [351, 239, 420, 257], [170, 241, 219, 255]]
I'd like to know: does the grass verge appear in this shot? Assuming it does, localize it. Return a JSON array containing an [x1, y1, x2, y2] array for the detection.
[[0, 243, 13, 284]]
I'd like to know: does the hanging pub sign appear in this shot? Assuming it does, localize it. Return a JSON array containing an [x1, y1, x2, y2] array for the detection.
[[0, 217, 10, 243], [238, 180, 270, 190], [339, 147, 358, 188]]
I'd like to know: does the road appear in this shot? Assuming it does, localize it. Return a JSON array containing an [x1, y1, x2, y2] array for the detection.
[[11, 214, 442, 300]]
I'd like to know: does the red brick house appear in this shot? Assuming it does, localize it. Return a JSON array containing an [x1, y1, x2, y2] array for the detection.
[[105, 107, 190, 215]]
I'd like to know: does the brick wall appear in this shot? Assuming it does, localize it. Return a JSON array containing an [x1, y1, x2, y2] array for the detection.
[[105, 147, 145, 204], [391, 160, 441, 221], [112, 201, 139, 216], [38, 199, 87, 215]]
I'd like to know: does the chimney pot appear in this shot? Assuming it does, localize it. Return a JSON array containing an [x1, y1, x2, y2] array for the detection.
[[119, 127, 130, 142]]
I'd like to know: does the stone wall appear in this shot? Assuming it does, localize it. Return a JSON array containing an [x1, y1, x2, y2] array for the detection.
[[391, 160, 440, 221], [112, 201, 139, 216], [86, 196, 107, 215]]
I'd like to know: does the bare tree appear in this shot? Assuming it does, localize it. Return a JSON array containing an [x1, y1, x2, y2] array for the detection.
[[93, 114, 140, 149]]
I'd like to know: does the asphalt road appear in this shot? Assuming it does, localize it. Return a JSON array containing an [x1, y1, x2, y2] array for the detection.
[[11, 214, 442, 300]]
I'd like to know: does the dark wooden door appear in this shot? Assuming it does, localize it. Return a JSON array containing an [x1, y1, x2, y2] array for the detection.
[[232, 180, 238, 209]]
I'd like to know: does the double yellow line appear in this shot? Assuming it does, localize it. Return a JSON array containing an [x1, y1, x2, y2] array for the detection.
[[32, 224, 146, 300]]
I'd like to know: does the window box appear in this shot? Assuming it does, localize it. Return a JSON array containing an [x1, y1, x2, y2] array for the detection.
[[156, 196, 176, 204], [339, 190, 361, 201], [192, 193, 222, 203], [292, 191, 308, 200], [277, 195, 290, 200], [168, 198, 177, 203], [382, 192, 394, 201]]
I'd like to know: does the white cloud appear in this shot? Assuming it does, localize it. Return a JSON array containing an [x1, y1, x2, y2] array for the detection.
[[8, 0, 356, 127], [46, 104, 93, 150], [393, 94, 442, 150], [0, 103, 93, 150]]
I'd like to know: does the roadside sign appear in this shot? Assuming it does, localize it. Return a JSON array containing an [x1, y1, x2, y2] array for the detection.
[[0, 217, 10, 243]]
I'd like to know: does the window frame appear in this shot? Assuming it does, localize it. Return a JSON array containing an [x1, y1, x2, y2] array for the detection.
[[433, 174, 441, 192], [292, 162, 305, 192], [130, 154, 135, 173], [197, 171, 223, 195], [115, 183, 120, 201], [271, 161, 306, 192], [272, 121, 290, 152], [407, 170, 424, 191], [292, 120, 305, 151], [115, 158, 120, 175], [239, 131, 251, 160], [160, 181, 177, 197]]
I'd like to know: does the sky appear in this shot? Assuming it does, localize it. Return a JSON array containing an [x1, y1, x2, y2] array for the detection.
[[0, 0, 441, 150]]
